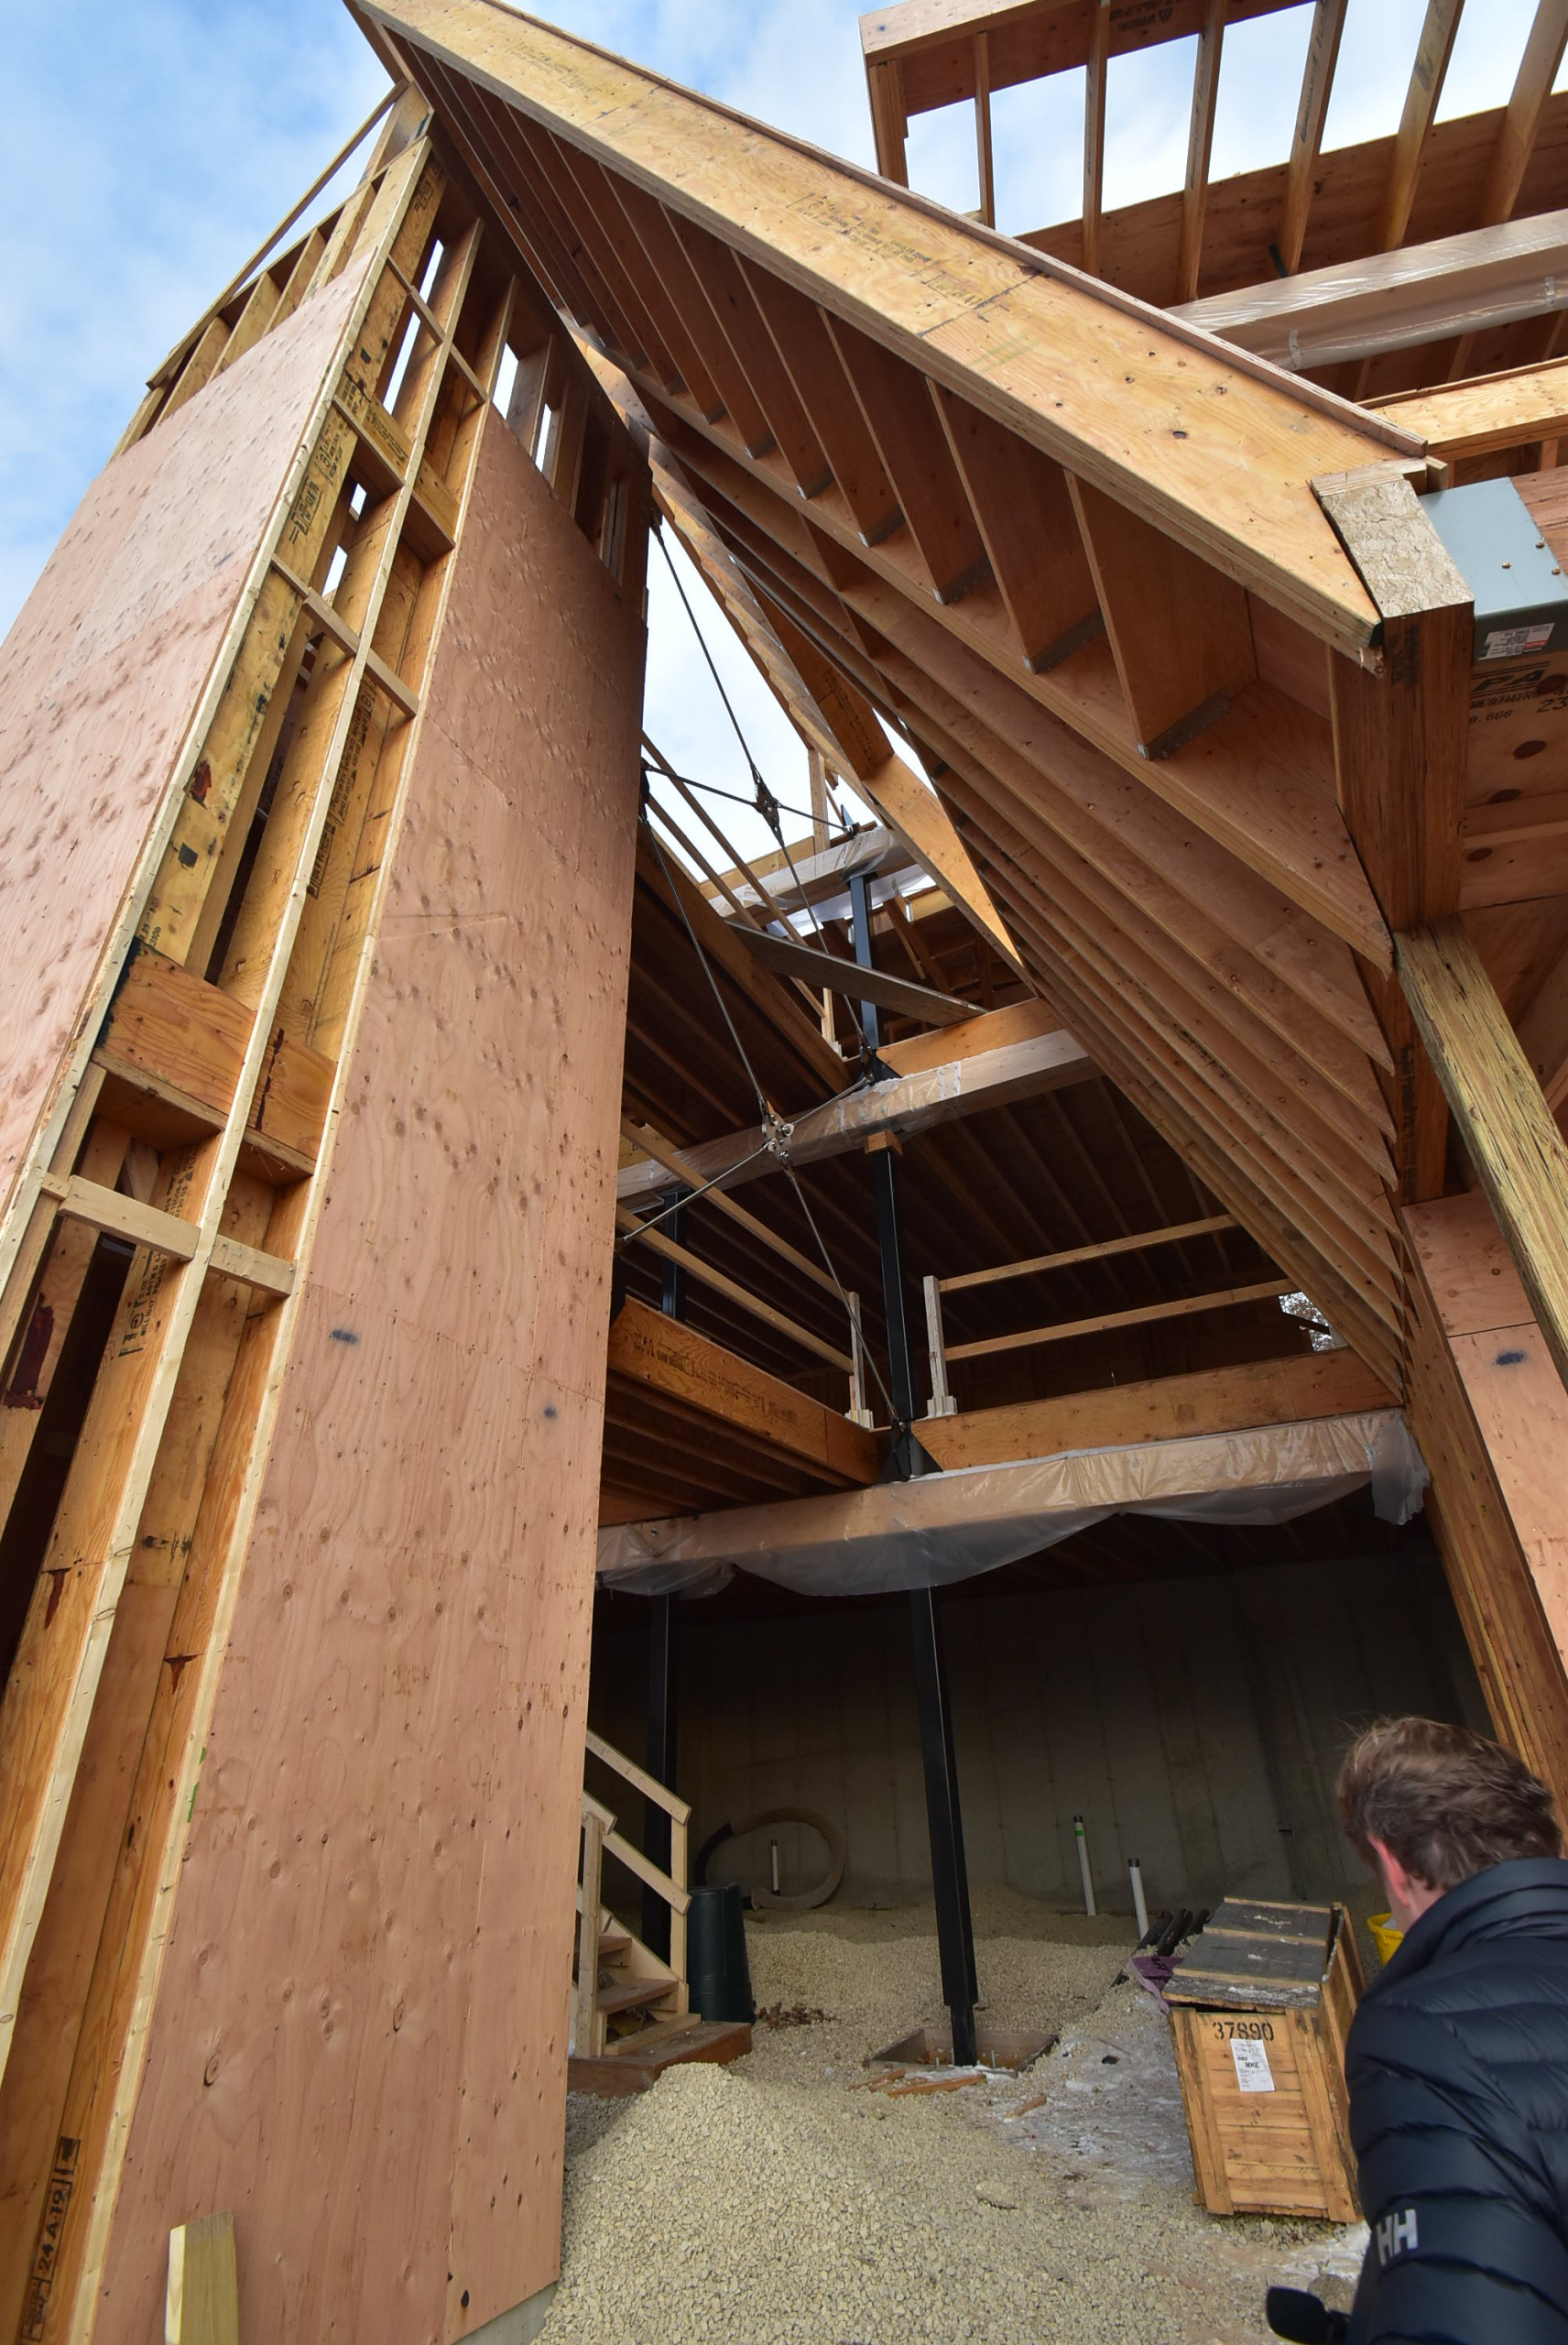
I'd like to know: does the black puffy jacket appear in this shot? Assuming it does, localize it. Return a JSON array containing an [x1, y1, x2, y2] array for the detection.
[[1347, 1857, 1568, 2342]]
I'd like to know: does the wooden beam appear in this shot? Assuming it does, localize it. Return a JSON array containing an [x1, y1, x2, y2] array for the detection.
[[940, 1213, 1239, 1294], [944, 1278, 1291, 1362], [1371, 357, 1568, 462], [1177, 0, 1227, 304], [733, 924, 973, 1025], [1402, 1190, 1568, 1815], [1399, 916, 1568, 1399], [1320, 469, 1470, 1203], [1481, 0, 1568, 226], [605, 1298, 877, 1483], [1379, 0, 1465, 253], [1279, 0, 1348, 275], [1181, 206, 1568, 372], [844, 750, 1024, 975], [917, 1345, 1395, 1471], [617, 1001, 1094, 1203]]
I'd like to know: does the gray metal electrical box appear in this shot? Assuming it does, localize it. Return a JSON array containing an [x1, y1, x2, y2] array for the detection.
[[1422, 475, 1568, 664]]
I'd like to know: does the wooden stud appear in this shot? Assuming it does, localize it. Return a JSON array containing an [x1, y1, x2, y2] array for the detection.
[[1279, 0, 1349, 274], [1177, 0, 1228, 305], [166, 2211, 239, 2345], [973, 33, 996, 232], [867, 55, 909, 187], [1082, 0, 1111, 278], [1481, 0, 1568, 225], [1379, 0, 1466, 253]]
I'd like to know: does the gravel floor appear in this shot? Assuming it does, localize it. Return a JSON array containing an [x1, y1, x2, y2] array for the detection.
[[541, 1893, 1365, 2345]]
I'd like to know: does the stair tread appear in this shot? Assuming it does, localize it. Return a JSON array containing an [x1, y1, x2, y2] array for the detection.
[[601, 2012, 702, 2057], [598, 1928, 633, 1955], [597, 1975, 679, 2016]]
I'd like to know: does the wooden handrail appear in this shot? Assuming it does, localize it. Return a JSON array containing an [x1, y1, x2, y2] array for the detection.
[[602, 1827, 691, 1915], [616, 1206, 854, 1371], [939, 1214, 1238, 1295], [585, 1727, 691, 1824], [944, 1281, 1292, 1364]]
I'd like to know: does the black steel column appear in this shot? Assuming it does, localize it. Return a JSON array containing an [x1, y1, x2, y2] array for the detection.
[[643, 1187, 684, 1957], [850, 875, 979, 2063]]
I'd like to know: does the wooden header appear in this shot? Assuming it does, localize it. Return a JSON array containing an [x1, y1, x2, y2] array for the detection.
[[858, 0, 1297, 110]]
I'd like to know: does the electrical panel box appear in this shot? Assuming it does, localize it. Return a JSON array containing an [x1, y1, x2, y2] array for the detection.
[[1423, 474, 1568, 664]]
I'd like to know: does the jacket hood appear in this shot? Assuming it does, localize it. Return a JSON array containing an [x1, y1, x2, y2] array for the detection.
[[1372, 1857, 1568, 1996]]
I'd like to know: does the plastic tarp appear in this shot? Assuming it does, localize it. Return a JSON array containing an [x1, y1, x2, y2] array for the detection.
[[597, 1412, 1428, 1602]]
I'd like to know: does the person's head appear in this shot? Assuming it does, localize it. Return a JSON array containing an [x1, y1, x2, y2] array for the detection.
[[1338, 1717, 1562, 1932]]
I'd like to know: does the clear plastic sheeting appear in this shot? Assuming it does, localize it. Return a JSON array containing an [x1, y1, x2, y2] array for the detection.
[[598, 1410, 1428, 1602], [1369, 1413, 1431, 1526]]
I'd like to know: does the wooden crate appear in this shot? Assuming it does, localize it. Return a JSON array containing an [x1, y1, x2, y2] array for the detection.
[[1168, 1898, 1363, 2221]]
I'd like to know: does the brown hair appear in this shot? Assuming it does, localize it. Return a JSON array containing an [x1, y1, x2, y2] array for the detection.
[[1338, 1717, 1562, 1890]]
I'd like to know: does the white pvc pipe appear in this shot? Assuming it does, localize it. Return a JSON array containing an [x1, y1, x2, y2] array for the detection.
[[1074, 1815, 1096, 1916], [1128, 1856, 1149, 1938]]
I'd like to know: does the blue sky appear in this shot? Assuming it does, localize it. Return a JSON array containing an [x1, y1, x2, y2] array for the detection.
[[3, 1, 1552, 865]]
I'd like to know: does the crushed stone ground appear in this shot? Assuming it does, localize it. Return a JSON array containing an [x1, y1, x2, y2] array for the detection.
[[543, 1890, 1365, 2344]]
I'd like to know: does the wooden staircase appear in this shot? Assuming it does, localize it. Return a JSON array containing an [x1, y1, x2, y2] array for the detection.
[[570, 1729, 751, 2096]]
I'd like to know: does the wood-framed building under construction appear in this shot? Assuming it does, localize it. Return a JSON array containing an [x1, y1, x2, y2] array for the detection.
[[3, 0, 1568, 2335]]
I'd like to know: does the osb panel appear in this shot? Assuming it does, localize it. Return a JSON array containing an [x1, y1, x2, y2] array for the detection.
[[0, 267, 365, 1214], [94, 412, 646, 2340]]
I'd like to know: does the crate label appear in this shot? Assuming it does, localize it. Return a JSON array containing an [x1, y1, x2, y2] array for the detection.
[[1230, 2036, 1275, 2093]]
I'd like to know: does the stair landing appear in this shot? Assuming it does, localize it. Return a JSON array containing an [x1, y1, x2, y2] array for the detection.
[[568, 2019, 752, 2098]]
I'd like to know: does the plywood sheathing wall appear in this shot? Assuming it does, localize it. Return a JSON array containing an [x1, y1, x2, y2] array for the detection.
[[0, 267, 368, 1210], [89, 409, 645, 2341]]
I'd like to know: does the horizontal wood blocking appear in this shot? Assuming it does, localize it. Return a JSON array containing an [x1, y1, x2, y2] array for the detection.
[[93, 945, 332, 1178], [916, 1346, 1396, 1472]]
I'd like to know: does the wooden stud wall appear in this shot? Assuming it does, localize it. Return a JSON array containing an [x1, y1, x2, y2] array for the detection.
[[0, 112, 649, 2343]]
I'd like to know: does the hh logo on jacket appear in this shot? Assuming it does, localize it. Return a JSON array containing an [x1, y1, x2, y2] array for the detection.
[[1376, 2209, 1419, 2267]]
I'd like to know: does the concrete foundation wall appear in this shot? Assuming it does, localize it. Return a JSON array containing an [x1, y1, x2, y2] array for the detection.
[[590, 1546, 1486, 1917]]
